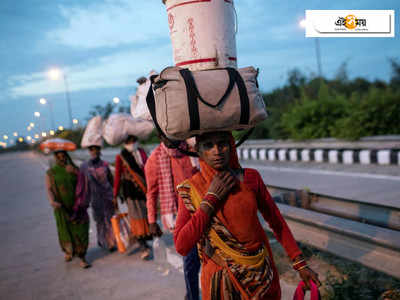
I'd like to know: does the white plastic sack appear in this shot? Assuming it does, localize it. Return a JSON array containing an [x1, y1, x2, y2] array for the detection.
[[81, 116, 103, 148], [130, 71, 158, 121], [103, 113, 154, 146]]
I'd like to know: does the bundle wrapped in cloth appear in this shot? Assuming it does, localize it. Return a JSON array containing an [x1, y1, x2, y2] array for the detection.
[[102, 113, 154, 146], [130, 70, 158, 121], [81, 116, 103, 148], [146, 66, 267, 140]]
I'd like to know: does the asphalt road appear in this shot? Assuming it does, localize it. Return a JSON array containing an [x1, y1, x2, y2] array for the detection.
[[0, 151, 186, 300]]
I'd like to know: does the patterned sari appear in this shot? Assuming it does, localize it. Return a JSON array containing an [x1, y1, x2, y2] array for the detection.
[[47, 164, 89, 258], [118, 150, 152, 240], [75, 158, 116, 250], [178, 180, 274, 299]]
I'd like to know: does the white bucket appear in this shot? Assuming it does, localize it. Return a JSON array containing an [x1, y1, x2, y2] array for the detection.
[[164, 0, 237, 71]]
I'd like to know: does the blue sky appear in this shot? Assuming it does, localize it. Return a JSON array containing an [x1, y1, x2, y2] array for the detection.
[[0, 0, 399, 145]]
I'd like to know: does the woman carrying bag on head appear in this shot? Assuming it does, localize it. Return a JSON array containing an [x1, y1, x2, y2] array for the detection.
[[45, 150, 90, 268], [113, 135, 152, 259], [174, 131, 321, 299], [74, 144, 117, 252]]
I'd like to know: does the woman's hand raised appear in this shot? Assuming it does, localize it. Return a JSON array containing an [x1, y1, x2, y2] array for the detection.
[[207, 171, 237, 202]]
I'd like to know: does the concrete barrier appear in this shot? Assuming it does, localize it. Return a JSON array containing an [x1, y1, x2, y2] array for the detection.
[[237, 136, 400, 166]]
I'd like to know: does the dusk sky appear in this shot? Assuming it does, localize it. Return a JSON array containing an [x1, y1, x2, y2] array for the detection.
[[0, 1, 399, 146]]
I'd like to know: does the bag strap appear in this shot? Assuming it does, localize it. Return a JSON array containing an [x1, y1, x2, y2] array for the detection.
[[179, 69, 201, 131], [231, 68, 250, 125], [146, 76, 182, 147]]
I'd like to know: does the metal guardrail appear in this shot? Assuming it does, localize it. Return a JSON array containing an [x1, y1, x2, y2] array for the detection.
[[72, 156, 400, 279], [268, 185, 400, 231], [269, 204, 400, 279]]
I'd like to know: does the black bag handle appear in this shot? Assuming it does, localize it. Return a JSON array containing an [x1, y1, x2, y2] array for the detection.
[[179, 68, 236, 109], [179, 67, 250, 131]]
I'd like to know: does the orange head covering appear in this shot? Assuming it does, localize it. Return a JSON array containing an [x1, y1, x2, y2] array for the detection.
[[194, 132, 241, 192]]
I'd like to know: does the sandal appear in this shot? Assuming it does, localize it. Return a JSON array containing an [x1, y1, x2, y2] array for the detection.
[[80, 259, 91, 269], [140, 248, 151, 260]]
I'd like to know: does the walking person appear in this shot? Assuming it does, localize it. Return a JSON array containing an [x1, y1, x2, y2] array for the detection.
[[113, 135, 152, 259], [174, 131, 321, 299], [74, 145, 116, 251], [145, 136, 200, 300], [45, 150, 90, 268]]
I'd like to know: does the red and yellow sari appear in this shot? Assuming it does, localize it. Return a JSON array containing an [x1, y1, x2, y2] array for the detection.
[[174, 139, 302, 300]]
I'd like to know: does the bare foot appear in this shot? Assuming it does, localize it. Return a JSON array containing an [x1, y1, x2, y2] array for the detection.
[[64, 254, 72, 262]]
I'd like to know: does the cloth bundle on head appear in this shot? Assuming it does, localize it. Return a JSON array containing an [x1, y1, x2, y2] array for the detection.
[[102, 113, 154, 146], [81, 116, 104, 148], [130, 70, 158, 121]]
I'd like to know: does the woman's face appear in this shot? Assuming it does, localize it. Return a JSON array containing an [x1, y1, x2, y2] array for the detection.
[[55, 151, 67, 165], [196, 132, 231, 171], [88, 146, 101, 159]]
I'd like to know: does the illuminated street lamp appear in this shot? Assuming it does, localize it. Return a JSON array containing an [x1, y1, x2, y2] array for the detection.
[[30, 122, 35, 127], [58, 126, 64, 131], [34, 134, 39, 139], [3, 135, 8, 140], [13, 132, 18, 137], [34, 111, 41, 118], [27, 136, 32, 141], [18, 137, 24, 142], [50, 130, 55, 136], [48, 68, 73, 128], [113, 97, 120, 104], [39, 98, 47, 105], [72, 118, 79, 125], [42, 132, 47, 137]]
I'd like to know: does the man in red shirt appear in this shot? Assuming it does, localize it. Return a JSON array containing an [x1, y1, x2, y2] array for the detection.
[[145, 136, 200, 300]]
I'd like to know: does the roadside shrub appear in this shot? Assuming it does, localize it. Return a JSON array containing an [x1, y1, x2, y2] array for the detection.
[[280, 83, 349, 140], [333, 88, 400, 139]]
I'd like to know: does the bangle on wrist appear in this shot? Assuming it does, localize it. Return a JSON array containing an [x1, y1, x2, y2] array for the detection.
[[201, 200, 215, 211], [292, 259, 306, 267], [296, 264, 308, 271], [206, 192, 221, 201], [293, 260, 307, 271]]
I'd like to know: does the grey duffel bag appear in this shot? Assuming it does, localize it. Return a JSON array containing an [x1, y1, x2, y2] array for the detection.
[[146, 66, 267, 140]]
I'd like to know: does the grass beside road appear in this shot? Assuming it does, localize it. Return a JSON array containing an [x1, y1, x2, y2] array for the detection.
[[265, 231, 400, 299]]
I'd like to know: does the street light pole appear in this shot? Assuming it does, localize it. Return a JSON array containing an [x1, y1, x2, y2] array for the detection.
[[299, 19, 323, 80], [315, 38, 323, 78], [63, 74, 73, 129], [48, 68, 73, 129], [40, 98, 56, 130], [48, 100, 56, 130]]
